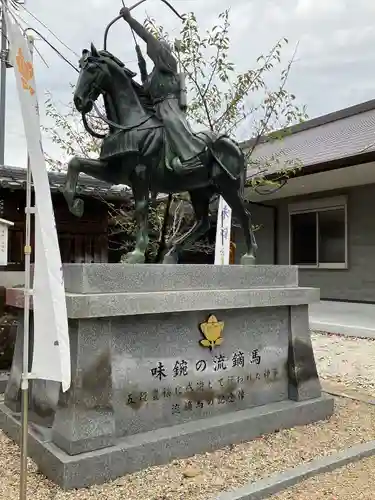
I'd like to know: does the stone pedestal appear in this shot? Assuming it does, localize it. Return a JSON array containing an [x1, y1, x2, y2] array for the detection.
[[0, 264, 333, 490], [0, 371, 9, 393]]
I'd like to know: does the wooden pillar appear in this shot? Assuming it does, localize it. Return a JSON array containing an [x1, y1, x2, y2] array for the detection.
[[229, 241, 236, 265]]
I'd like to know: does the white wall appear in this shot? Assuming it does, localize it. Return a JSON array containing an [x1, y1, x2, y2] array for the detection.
[[0, 271, 24, 288]]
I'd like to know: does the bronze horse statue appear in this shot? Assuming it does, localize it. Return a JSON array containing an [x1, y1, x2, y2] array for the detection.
[[63, 44, 257, 264]]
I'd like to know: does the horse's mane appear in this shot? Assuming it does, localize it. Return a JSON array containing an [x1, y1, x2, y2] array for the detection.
[[99, 50, 155, 113]]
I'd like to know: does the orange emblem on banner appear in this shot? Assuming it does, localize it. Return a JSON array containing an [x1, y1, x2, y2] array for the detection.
[[16, 48, 35, 96]]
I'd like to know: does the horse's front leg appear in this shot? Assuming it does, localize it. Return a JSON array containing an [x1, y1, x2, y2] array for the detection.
[[63, 156, 108, 217], [163, 189, 211, 264], [122, 164, 150, 264]]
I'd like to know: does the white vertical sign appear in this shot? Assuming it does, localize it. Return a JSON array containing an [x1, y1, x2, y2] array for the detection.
[[214, 196, 232, 265], [5, 13, 71, 392]]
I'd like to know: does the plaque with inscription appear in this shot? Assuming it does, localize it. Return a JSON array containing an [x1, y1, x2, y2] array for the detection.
[[111, 307, 289, 437]]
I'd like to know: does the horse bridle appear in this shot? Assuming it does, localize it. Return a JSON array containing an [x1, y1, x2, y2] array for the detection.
[[80, 56, 160, 139]]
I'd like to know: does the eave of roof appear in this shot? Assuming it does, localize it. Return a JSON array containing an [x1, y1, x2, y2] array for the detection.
[[0, 165, 131, 201], [241, 98, 375, 177]]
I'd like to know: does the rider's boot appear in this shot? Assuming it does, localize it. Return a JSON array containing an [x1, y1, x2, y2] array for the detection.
[[170, 148, 209, 175]]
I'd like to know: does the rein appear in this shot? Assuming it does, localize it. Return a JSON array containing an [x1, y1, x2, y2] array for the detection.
[[82, 111, 107, 139], [82, 101, 160, 140]]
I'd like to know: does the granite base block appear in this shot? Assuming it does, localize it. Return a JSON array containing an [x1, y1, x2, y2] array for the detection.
[[2, 264, 326, 490], [0, 396, 334, 490], [61, 264, 299, 294]]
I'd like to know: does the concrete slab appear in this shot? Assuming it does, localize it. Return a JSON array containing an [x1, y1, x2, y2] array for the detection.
[[214, 439, 375, 500], [309, 301, 375, 339], [321, 380, 375, 406]]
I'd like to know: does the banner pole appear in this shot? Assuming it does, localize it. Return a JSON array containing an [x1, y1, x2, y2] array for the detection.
[[19, 34, 34, 500], [0, 0, 7, 165]]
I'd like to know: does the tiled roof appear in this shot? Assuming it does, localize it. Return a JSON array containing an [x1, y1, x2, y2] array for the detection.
[[0, 166, 131, 201], [243, 99, 375, 176]]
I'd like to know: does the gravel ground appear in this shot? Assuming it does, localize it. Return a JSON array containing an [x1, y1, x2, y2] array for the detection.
[[1, 331, 374, 499], [272, 456, 375, 499], [268, 331, 375, 499], [312, 331, 375, 396]]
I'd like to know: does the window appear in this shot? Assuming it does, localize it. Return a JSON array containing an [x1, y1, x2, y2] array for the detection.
[[289, 196, 347, 269]]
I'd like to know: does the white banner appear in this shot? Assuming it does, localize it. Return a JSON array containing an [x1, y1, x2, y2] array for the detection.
[[214, 196, 232, 265], [5, 13, 71, 392]]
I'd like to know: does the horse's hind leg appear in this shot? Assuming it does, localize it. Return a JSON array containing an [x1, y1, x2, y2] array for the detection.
[[216, 175, 258, 265], [63, 156, 108, 217], [163, 189, 211, 264], [122, 163, 150, 264]]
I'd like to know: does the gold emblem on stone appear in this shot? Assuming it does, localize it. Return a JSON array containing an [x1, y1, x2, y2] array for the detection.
[[199, 315, 224, 350]]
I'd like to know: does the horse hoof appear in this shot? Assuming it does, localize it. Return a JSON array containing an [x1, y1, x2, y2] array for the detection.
[[162, 253, 178, 264], [240, 253, 256, 266], [72, 198, 84, 217], [121, 250, 146, 264]]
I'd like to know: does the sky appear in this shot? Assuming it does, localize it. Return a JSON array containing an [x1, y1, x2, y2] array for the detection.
[[3, 0, 375, 167]]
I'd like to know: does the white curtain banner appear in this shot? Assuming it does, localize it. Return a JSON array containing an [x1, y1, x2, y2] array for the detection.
[[5, 13, 71, 392], [214, 196, 232, 265]]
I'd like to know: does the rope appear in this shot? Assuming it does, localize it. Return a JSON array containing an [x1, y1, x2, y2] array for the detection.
[[130, 26, 137, 46]]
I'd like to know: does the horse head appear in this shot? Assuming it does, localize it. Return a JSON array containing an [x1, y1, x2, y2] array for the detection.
[[74, 43, 137, 115]]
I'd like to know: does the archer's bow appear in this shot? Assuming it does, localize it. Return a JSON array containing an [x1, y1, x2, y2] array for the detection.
[[104, 0, 185, 50], [159, 0, 184, 20]]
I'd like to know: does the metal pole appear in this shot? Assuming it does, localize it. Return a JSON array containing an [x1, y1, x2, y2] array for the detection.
[[19, 33, 34, 500], [0, 0, 8, 165]]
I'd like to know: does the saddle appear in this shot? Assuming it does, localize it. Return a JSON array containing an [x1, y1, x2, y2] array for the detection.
[[164, 131, 213, 176]]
